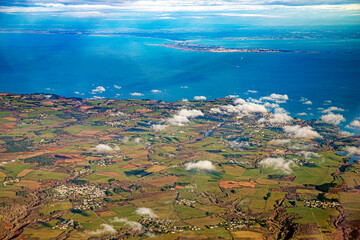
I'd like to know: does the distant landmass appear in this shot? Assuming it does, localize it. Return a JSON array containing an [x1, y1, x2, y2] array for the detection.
[[149, 42, 317, 53]]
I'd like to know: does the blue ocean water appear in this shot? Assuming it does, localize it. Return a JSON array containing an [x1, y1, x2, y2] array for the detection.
[[0, 32, 359, 129]]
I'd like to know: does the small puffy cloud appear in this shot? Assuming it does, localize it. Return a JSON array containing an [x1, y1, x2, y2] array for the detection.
[[151, 124, 166, 131], [247, 90, 258, 93], [263, 102, 280, 108], [135, 208, 158, 218], [94, 144, 119, 153], [300, 97, 308, 102], [259, 108, 292, 124], [179, 109, 203, 118], [259, 157, 294, 174], [86, 224, 116, 236], [218, 100, 267, 116], [180, 86, 188, 88], [348, 119, 360, 129], [166, 109, 203, 126], [209, 107, 222, 114], [114, 85, 122, 89], [339, 131, 353, 137], [297, 151, 320, 159], [111, 218, 143, 232], [303, 100, 312, 105], [268, 139, 291, 145], [130, 92, 144, 96], [91, 96, 105, 100], [321, 113, 345, 125], [260, 93, 289, 103], [233, 98, 246, 105], [324, 100, 332, 105], [91, 86, 105, 94], [229, 141, 249, 148], [185, 160, 215, 171], [297, 112, 307, 116], [226, 95, 239, 98], [284, 125, 322, 139], [344, 146, 360, 156], [194, 96, 206, 100], [271, 113, 292, 124], [182, 98, 188, 102], [322, 106, 344, 113], [151, 89, 161, 93]]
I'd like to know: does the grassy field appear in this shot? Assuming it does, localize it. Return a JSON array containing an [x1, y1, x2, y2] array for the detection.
[[39, 201, 72, 215], [25, 170, 69, 180]]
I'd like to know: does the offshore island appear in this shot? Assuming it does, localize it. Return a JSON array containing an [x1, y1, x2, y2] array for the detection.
[[149, 42, 316, 53], [0, 93, 359, 240]]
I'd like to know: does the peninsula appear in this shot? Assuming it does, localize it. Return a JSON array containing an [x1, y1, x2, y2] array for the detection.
[[149, 42, 314, 53]]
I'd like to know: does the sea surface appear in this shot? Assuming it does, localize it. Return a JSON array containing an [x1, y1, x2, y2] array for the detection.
[[0, 32, 359, 130]]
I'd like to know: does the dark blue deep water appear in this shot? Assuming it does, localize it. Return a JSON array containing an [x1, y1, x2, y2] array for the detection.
[[0, 32, 359, 128]]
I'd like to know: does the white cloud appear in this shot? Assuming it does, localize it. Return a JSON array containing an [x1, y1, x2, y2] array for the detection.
[[297, 151, 320, 159], [130, 92, 144, 96], [259, 108, 292, 124], [2, 2, 359, 15], [54, 11, 107, 17], [114, 85, 122, 89], [268, 139, 291, 145], [218, 13, 282, 18], [259, 157, 295, 174], [259, 109, 292, 124], [151, 89, 161, 93], [111, 217, 143, 232], [339, 130, 353, 137], [226, 95, 239, 98], [229, 141, 249, 148], [166, 109, 204, 126], [297, 112, 307, 116], [91, 86, 105, 94], [321, 106, 344, 113], [233, 98, 246, 104], [284, 125, 322, 139], [269, 113, 292, 123], [344, 146, 360, 156], [260, 93, 289, 103], [151, 109, 203, 130], [247, 90, 258, 93], [263, 102, 280, 108], [135, 208, 158, 218], [209, 107, 222, 114], [217, 100, 267, 116], [185, 160, 215, 171], [94, 144, 119, 153], [194, 96, 206, 100], [303, 100, 312, 105], [90, 96, 105, 100], [151, 124, 167, 131], [348, 119, 360, 128], [321, 113, 345, 125], [85, 224, 116, 236]]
